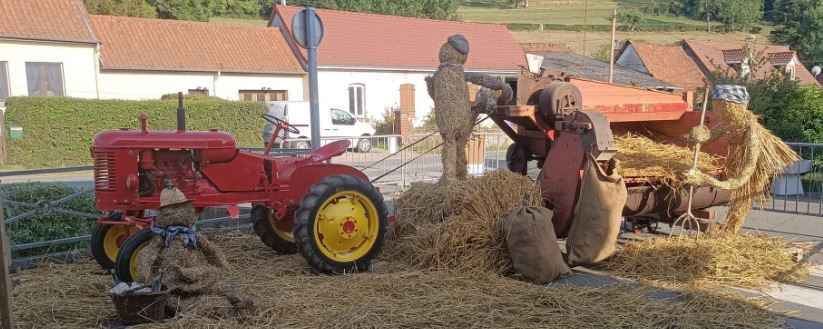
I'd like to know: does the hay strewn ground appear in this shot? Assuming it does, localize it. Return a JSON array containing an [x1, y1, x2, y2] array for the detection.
[[609, 233, 811, 289], [12, 233, 789, 329], [386, 170, 543, 274], [614, 133, 725, 182]]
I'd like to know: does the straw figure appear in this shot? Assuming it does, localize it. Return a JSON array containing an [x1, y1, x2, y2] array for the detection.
[[684, 85, 799, 233], [425, 34, 512, 184], [135, 186, 254, 318]]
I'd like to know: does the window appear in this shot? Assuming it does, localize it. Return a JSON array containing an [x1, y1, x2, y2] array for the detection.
[[348, 83, 366, 116], [331, 109, 356, 125], [0, 62, 8, 102], [188, 88, 209, 97], [26, 62, 64, 96], [786, 63, 797, 81], [239, 89, 288, 102]]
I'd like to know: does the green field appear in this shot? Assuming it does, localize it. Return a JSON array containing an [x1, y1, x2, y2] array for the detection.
[[210, 15, 267, 26]]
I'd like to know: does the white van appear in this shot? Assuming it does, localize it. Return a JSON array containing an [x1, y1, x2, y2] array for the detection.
[[264, 101, 377, 152]]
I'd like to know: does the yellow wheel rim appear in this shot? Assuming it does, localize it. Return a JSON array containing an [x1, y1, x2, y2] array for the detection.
[[268, 210, 295, 243], [129, 242, 148, 281], [313, 191, 380, 263], [103, 225, 136, 263]]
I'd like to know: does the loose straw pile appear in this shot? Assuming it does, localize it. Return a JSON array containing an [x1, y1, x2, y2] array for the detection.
[[613, 133, 724, 183], [385, 170, 542, 274], [12, 234, 788, 329], [609, 233, 810, 289]]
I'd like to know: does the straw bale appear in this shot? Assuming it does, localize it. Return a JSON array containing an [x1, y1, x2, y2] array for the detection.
[[613, 133, 724, 184], [12, 233, 789, 329], [386, 170, 543, 273], [609, 233, 811, 289]]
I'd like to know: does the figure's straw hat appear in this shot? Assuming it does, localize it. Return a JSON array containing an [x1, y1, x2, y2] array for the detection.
[[159, 187, 190, 208]]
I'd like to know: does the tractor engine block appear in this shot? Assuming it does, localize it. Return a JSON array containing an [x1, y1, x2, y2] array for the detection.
[[138, 149, 200, 196]]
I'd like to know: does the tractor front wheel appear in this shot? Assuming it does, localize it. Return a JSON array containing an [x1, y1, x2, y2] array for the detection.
[[293, 175, 388, 274], [90, 223, 140, 270], [113, 229, 154, 282], [252, 205, 297, 254]]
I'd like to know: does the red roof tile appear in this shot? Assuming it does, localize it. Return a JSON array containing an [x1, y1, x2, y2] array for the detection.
[[769, 52, 795, 66], [684, 40, 819, 85], [0, 0, 97, 43], [89, 15, 303, 74], [722, 49, 745, 64], [627, 41, 706, 90], [273, 5, 524, 71]]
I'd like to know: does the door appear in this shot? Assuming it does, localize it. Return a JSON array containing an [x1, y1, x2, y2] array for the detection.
[[328, 108, 358, 137]]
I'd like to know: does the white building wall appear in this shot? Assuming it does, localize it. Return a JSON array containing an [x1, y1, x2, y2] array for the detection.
[[317, 69, 434, 126], [0, 40, 97, 98], [99, 70, 305, 101]]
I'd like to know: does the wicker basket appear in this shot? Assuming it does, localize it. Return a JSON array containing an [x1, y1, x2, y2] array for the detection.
[[109, 290, 169, 324]]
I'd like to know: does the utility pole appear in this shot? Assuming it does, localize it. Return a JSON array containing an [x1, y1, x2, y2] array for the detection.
[[0, 199, 15, 329], [582, 0, 589, 57], [609, 8, 617, 84]]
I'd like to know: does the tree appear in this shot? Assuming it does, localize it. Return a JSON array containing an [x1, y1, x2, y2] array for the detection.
[[84, 0, 156, 18], [619, 10, 642, 32], [770, 0, 823, 68], [672, 0, 763, 31], [148, 0, 213, 21]]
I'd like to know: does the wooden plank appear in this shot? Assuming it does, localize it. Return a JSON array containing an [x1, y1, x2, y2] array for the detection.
[[0, 198, 16, 329]]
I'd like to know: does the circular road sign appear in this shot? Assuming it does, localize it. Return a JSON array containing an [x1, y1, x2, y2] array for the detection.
[[291, 8, 324, 49]]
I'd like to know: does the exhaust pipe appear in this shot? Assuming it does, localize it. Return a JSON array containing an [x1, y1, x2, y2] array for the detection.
[[177, 92, 186, 132]]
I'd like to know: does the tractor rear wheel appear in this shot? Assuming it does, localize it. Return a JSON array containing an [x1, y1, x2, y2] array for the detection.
[[293, 175, 388, 274], [90, 223, 140, 270], [114, 229, 154, 282], [252, 205, 297, 254]]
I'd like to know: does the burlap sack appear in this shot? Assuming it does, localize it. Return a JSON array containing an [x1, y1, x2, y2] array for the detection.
[[566, 154, 627, 267], [503, 206, 570, 284]]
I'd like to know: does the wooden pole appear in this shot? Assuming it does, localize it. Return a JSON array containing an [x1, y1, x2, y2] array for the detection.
[[0, 198, 15, 329], [609, 8, 617, 84], [582, 0, 589, 57]]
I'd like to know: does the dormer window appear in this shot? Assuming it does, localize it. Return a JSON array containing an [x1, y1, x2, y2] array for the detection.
[[786, 63, 796, 80]]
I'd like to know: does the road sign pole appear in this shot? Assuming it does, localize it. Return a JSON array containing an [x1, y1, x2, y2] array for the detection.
[[305, 8, 321, 150]]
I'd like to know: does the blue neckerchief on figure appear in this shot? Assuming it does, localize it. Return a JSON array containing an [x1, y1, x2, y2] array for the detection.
[[150, 224, 198, 249]]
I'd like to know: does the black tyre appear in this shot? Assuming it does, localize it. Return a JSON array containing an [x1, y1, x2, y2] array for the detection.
[[293, 174, 388, 274], [506, 143, 529, 175], [114, 229, 154, 282], [538, 82, 583, 124], [292, 139, 311, 149], [90, 223, 138, 270], [252, 205, 297, 254]]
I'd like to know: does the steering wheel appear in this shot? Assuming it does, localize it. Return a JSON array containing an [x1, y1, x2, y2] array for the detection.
[[262, 114, 300, 135]]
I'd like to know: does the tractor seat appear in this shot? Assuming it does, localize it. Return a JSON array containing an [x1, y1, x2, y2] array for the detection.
[[309, 139, 351, 162]]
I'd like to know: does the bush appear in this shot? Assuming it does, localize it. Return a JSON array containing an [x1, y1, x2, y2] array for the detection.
[[4, 97, 268, 168], [505, 23, 540, 30], [2, 182, 98, 257]]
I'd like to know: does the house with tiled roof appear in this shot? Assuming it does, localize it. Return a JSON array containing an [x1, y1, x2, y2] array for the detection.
[[269, 5, 525, 125], [0, 0, 100, 103], [616, 40, 820, 90], [90, 15, 306, 101]]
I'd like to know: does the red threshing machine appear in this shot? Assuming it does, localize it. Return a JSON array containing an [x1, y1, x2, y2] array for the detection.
[[494, 70, 731, 236], [89, 97, 388, 280]]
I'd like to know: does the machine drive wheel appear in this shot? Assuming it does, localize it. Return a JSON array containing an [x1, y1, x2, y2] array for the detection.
[[293, 174, 388, 274], [90, 223, 140, 270], [506, 143, 529, 175], [114, 229, 154, 282], [539, 82, 582, 124], [252, 205, 297, 254], [356, 137, 372, 153], [292, 139, 311, 149]]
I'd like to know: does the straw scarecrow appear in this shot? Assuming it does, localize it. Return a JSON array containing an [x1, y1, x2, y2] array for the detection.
[[135, 186, 254, 317], [426, 34, 512, 184], [684, 85, 799, 233]]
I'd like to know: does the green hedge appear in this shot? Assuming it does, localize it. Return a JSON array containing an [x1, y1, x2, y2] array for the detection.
[[2, 182, 97, 257], [4, 97, 267, 168]]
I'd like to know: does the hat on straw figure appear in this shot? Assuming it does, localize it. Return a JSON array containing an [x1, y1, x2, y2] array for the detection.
[[159, 186, 190, 208]]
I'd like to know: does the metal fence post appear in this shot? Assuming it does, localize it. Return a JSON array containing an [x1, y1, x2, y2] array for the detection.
[[0, 198, 16, 329]]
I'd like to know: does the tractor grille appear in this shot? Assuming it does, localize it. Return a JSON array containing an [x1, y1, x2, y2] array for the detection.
[[93, 150, 117, 191]]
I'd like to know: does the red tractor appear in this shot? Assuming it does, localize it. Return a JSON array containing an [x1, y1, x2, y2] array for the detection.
[[89, 99, 388, 280]]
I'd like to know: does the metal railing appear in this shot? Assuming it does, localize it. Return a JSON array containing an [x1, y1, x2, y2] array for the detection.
[[763, 142, 823, 217]]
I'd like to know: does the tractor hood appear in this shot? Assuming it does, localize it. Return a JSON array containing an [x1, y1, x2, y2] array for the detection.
[[93, 129, 237, 149]]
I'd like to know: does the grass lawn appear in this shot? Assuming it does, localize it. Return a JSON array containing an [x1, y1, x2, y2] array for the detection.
[[210, 16, 268, 26], [513, 30, 772, 57]]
